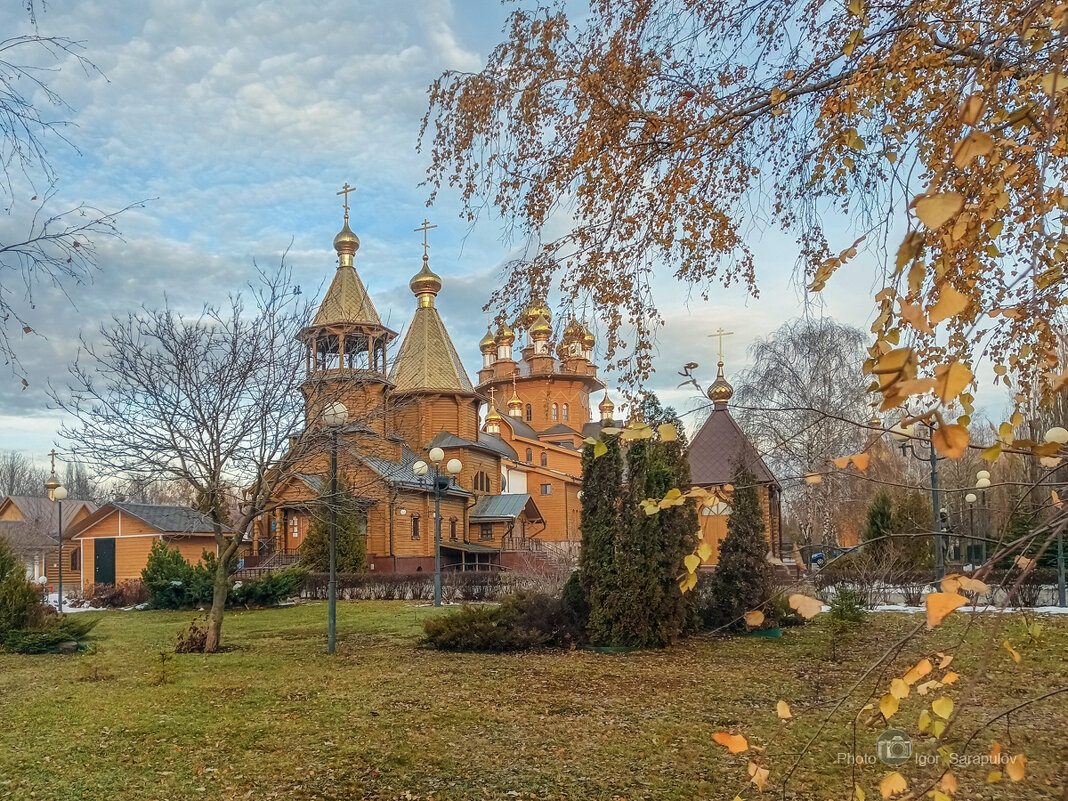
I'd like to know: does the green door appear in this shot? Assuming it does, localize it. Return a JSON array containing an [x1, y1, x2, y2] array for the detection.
[[94, 538, 116, 585]]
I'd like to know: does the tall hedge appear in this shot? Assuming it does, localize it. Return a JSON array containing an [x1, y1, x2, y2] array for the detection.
[[580, 434, 624, 645]]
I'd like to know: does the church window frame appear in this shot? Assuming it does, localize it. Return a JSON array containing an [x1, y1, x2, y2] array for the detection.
[[480, 523, 494, 540], [450, 517, 458, 541], [525, 448, 533, 463], [552, 403, 559, 422], [540, 452, 548, 467], [525, 403, 533, 421], [562, 404, 569, 422], [411, 515, 421, 540]]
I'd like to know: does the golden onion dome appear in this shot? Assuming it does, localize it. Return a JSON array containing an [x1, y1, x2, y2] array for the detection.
[[333, 221, 360, 256], [409, 256, 442, 298], [479, 325, 497, 353], [598, 392, 615, 412], [707, 361, 734, 404], [529, 313, 552, 339], [582, 326, 596, 348], [562, 318, 585, 344], [495, 320, 516, 345], [485, 405, 503, 422], [522, 301, 551, 329], [508, 388, 523, 409]]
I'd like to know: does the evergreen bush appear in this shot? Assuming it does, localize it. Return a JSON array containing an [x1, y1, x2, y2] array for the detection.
[[299, 475, 368, 573], [703, 466, 773, 631], [422, 592, 584, 652], [229, 566, 308, 607]]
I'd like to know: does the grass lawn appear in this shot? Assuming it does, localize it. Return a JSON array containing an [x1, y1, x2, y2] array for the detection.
[[0, 602, 1064, 800]]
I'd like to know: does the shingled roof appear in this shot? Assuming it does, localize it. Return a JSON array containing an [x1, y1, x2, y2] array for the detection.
[[0, 496, 98, 550], [67, 502, 225, 539], [688, 407, 779, 488], [312, 265, 382, 327], [389, 304, 474, 393]]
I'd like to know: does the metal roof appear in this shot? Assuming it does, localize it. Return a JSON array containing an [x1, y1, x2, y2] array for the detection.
[[389, 304, 474, 394], [312, 265, 383, 327], [469, 493, 542, 522], [687, 407, 779, 488]]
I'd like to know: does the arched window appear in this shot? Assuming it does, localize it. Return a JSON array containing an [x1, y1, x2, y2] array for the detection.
[[525, 403, 533, 421], [525, 448, 533, 462], [411, 515, 421, 540], [541, 452, 548, 467], [70, 547, 80, 571], [552, 403, 559, 421], [562, 404, 569, 422]]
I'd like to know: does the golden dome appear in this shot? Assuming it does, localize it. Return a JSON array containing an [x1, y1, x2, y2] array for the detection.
[[529, 313, 552, 340], [479, 325, 497, 353], [508, 388, 523, 409], [333, 221, 360, 256], [582, 325, 596, 348], [707, 361, 734, 404], [485, 405, 503, 422], [409, 256, 442, 298], [522, 301, 551, 329], [562, 318, 585, 344], [598, 392, 615, 412], [495, 320, 515, 345]]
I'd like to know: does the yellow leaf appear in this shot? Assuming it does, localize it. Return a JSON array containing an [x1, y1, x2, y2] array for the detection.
[[930, 792, 951, 801], [684, 554, 701, 573], [889, 678, 909, 700], [788, 593, 824, 619], [916, 679, 941, 696], [712, 731, 748, 754], [918, 709, 932, 732], [593, 439, 608, 459], [657, 423, 678, 442], [880, 694, 899, 720], [932, 696, 954, 719], [987, 770, 1002, 784], [744, 609, 765, 628], [895, 231, 924, 271], [926, 592, 969, 627], [747, 761, 769, 790], [903, 658, 933, 684], [879, 771, 908, 798], [981, 443, 1002, 462], [932, 425, 969, 459], [915, 192, 964, 229], [941, 574, 962, 593], [960, 93, 986, 125], [847, 0, 865, 16], [803, 472, 822, 484], [933, 362, 973, 403], [937, 652, 953, 669], [776, 700, 792, 719], [952, 131, 994, 167], [678, 571, 698, 592], [851, 453, 870, 471], [833, 456, 851, 469], [1002, 640, 1021, 663], [942, 671, 958, 685], [697, 541, 713, 561], [854, 783, 866, 801], [931, 719, 947, 738], [1005, 753, 1026, 782], [928, 285, 971, 325]]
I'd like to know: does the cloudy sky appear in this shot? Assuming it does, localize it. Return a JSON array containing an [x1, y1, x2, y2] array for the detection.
[[0, 0, 1010, 466]]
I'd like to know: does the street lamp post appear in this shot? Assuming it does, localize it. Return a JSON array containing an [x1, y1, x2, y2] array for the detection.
[[891, 423, 946, 580], [44, 461, 67, 614], [413, 447, 462, 607], [322, 401, 348, 655]]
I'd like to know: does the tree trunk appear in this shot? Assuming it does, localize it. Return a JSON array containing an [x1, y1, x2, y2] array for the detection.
[[203, 547, 231, 653]]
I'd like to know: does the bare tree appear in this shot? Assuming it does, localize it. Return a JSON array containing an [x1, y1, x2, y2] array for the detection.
[[731, 318, 869, 549], [0, 450, 46, 496], [1, 3, 133, 375], [53, 262, 351, 652]]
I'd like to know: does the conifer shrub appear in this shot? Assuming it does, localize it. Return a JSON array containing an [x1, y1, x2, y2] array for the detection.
[[1, 616, 99, 654], [702, 466, 774, 631], [422, 592, 584, 652], [299, 475, 368, 573], [229, 566, 308, 607]]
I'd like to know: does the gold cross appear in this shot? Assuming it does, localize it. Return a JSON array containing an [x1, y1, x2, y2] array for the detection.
[[414, 218, 438, 257], [488, 386, 497, 408], [336, 182, 356, 222], [709, 327, 735, 361], [48, 449, 58, 474]]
